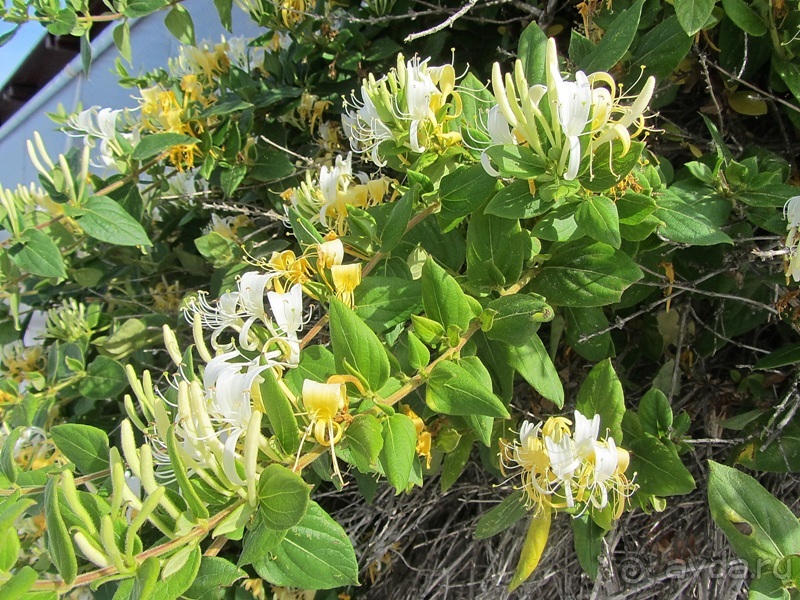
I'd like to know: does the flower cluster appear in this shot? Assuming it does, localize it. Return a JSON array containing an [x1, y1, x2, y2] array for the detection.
[[124, 238, 365, 494], [504, 411, 635, 518], [281, 153, 395, 235], [343, 54, 462, 165], [486, 38, 655, 181]]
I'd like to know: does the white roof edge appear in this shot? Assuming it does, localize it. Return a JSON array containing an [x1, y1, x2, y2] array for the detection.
[[0, 18, 143, 143]]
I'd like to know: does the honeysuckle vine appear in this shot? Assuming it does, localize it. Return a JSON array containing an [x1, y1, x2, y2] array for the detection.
[[2, 2, 800, 598]]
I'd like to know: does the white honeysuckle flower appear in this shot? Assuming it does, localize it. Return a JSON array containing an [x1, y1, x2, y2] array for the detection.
[[784, 196, 800, 228], [518, 420, 538, 447], [185, 290, 243, 349], [237, 271, 278, 350], [267, 283, 305, 364], [404, 56, 439, 152], [572, 411, 600, 459], [342, 89, 393, 166], [226, 36, 265, 71], [546, 40, 592, 181], [66, 106, 122, 142], [319, 154, 353, 210], [543, 433, 579, 507], [589, 438, 620, 510], [203, 353, 275, 485], [480, 105, 517, 177]]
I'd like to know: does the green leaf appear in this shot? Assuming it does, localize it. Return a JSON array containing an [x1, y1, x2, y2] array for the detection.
[[82, 33, 93, 74], [124, 0, 168, 18], [44, 477, 77, 584], [517, 22, 548, 85], [220, 164, 247, 197], [213, 0, 233, 30], [284, 345, 335, 393], [675, 0, 715, 35], [654, 191, 733, 246], [256, 369, 299, 454], [113, 22, 132, 63], [735, 422, 800, 473], [749, 573, 791, 600], [485, 294, 553, 346], [438, 164, 498, 229], [132, 556, 160, 599], [629, 16, 694, 81], [0, 428, 22, 484], [253, 501, 359, 589], [755, 343, 800, 370], [240, 514, 286, 567], [46, 9, 77, 36], [199, 100, 255, 119], [0, 527, 20, 572], [184, 557, 246, 600], [329, 298, 390, 392], [150, 546, 201, 600], [722, 0, 767, 36], [379, 185, 416, 252], [50, 424, 110, 475], [474, 490, 528, 540], [572, 514, 604, 579], [507, 335, 564, 407], [78, 356, 128, 400], [485, 180, 548, 219], [164, 5, 195, 45], [774, 58, 800, 105], [0, 26, 20, 48], [78, 196, 152, 247], [257, 464, 310, 530], [628, 434, 695, 496], [0, 566, 37, 597], [578, 0, 645, 72], [421, 258, 473, 332], [131, 132, 198, 161], [576, 359, 625, 443], [575, 195, 621, 248], [378, 414, 417, 492], [708, 461, 800, 570], [355, 277, 422, 333], [287, 206, 323, 245], [344, 414, 383, 473], [738, 184, 800, 208], [484, 145, 547, 179], [440, 433, 474, 492], [617, 192, 657, 225], [9, 229, 67, 279], [531, 240, 643, 308], [581, 141, 644, 192], [638, 388, 673, 437], [466, 208, 526, 288], [426, 360, 510, 418], [564, 306, 613, 361]]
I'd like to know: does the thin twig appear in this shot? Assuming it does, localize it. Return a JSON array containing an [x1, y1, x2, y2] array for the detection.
[[404, 0, 481, 42]]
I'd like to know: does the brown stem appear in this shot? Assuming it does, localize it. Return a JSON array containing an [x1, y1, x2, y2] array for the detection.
[[0, 469, 111, 497], [383, 321, 480, 406]]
